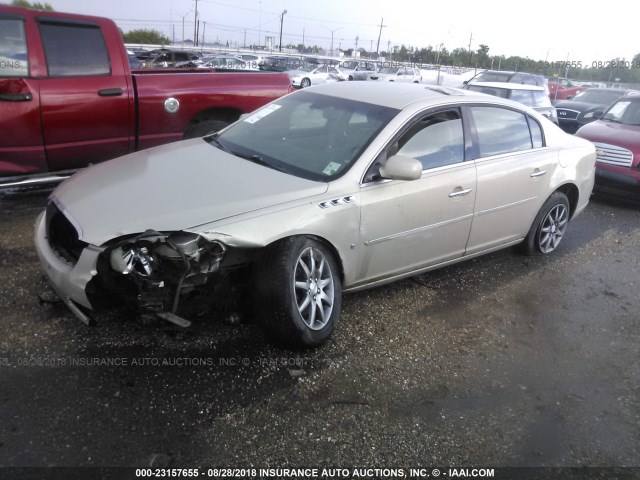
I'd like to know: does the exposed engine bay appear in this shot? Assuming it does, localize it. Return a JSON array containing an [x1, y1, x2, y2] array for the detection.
[[87, 230, 251, 325]]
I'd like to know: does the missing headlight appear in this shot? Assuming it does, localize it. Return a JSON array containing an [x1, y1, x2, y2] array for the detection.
[[110, 245, 155, 276]]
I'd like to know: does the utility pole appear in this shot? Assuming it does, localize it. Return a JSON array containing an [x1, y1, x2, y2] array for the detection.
[[467, 32, 473, 67], [202, 22, 206, 47], [196, 20, 200, 47], [376, 17, 386, 55]]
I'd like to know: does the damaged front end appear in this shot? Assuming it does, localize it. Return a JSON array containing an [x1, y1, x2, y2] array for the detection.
[[87, 230, 242, 326]]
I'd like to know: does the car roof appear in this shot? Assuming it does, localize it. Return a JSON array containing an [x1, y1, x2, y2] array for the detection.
[[469, 81, 545, 91], [297, 81, 513, 110]]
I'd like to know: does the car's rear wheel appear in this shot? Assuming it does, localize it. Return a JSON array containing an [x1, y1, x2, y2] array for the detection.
[[254, 237, 341, 348], [520, 192, 570, 255], [300, 78, 311, 88]]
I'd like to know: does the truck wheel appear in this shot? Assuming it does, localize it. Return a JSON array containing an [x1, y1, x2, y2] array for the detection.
[[519, 192, 570, 255], [184, 120, 229, 139], [254, 237, 341, 349]]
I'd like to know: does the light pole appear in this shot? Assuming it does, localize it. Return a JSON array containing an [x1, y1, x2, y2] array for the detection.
[[279, 9, 287, 52], [181, 9, 192, 48]]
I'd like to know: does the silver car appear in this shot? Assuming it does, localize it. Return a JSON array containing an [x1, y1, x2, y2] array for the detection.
[[465, 81, 559, 125], [35, 82, 596, 348]]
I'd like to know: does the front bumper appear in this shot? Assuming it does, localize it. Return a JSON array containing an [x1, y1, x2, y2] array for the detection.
[[594, 165, 640, 198], [34, 211, 102, 322]]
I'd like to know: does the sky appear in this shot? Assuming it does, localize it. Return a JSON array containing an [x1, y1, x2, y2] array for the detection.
[[43, 0, 638, 65]]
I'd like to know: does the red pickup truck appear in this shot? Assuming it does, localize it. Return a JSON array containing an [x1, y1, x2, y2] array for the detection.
[[0, 5, 293, 187]]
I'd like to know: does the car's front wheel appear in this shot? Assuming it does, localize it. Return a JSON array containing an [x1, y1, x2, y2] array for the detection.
[[254, 237, 341, 348], [520, 191, 570, 255], [300, 78, 311, 88]]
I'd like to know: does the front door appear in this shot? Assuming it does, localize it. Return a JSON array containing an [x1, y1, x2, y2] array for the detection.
[[357, 108, 476, 284]]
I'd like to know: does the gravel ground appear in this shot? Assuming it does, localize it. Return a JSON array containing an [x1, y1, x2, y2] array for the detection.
[[0, 187, 638, 478]]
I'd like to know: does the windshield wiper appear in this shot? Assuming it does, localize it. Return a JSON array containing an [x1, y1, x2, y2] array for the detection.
[[205, 134, 230, 153], [601, 118, 622, 124], [231, 152, 290, 173]]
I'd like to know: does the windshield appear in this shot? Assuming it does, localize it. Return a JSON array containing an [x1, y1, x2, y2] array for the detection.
[[211, 91, 399, 181], [571, 89, 624, 105], [601, 98, 640, 125]]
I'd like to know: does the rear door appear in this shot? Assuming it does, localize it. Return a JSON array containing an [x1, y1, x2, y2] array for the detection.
[[37, 16, 132, 170], [465, 105, 557, 254], [0, 13, 46, 175]]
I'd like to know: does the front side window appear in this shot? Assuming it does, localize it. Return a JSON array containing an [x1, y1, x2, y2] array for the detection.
[[0, 18, 29, 77], [470, 106, 534, 157], [395, 110, 465, 170], [39, 21, 110, 77]]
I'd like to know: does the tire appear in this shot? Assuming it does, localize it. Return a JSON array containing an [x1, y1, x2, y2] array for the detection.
[[520, 192, 570, 255], [300, 78, 311, 88], [183, 119, 230, 139], [254, 237, 342, 348]]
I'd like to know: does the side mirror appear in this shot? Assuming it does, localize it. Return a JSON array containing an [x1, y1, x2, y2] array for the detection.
[[463, 80, 468, 85], [380, 155, 423, 181]]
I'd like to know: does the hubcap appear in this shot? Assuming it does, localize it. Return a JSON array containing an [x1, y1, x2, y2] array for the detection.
[[293, 247, 335, 330], [538, 204, 568, 253]]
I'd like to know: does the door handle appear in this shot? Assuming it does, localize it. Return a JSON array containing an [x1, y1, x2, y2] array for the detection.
[[448, 188, 473, 198], [530, 169, 547, 177], [0, 93, 32, 102], [98, 88, 123, 97]]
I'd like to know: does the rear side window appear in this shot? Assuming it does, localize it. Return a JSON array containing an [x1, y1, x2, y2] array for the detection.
[[39, 21, 110, 77], [470, 106, 535, 157], [0, 18, 29, 77], [532, 91, 550, 107], [509, 89, 533, 106], [527, 117, 544, 148]]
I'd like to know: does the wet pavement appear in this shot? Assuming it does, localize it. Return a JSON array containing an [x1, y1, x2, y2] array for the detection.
[[0, 186, 638, 475]]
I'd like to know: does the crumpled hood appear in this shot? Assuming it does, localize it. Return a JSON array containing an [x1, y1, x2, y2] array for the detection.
[[52, 138, 328, 246]]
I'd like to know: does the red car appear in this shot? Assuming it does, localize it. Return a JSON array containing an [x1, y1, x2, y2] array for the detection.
[[548, 77, 590, 101], [575, 95, 640, 199]]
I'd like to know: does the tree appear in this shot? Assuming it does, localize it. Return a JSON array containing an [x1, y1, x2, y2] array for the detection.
[[122, 29, 170, 45], [11, 0, 54, 9]]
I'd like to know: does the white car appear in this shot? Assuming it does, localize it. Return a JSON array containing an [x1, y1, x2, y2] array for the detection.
[[370, 66, 421, 83], [290, 65, 346, 88], [35, 82, 595, 348]]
